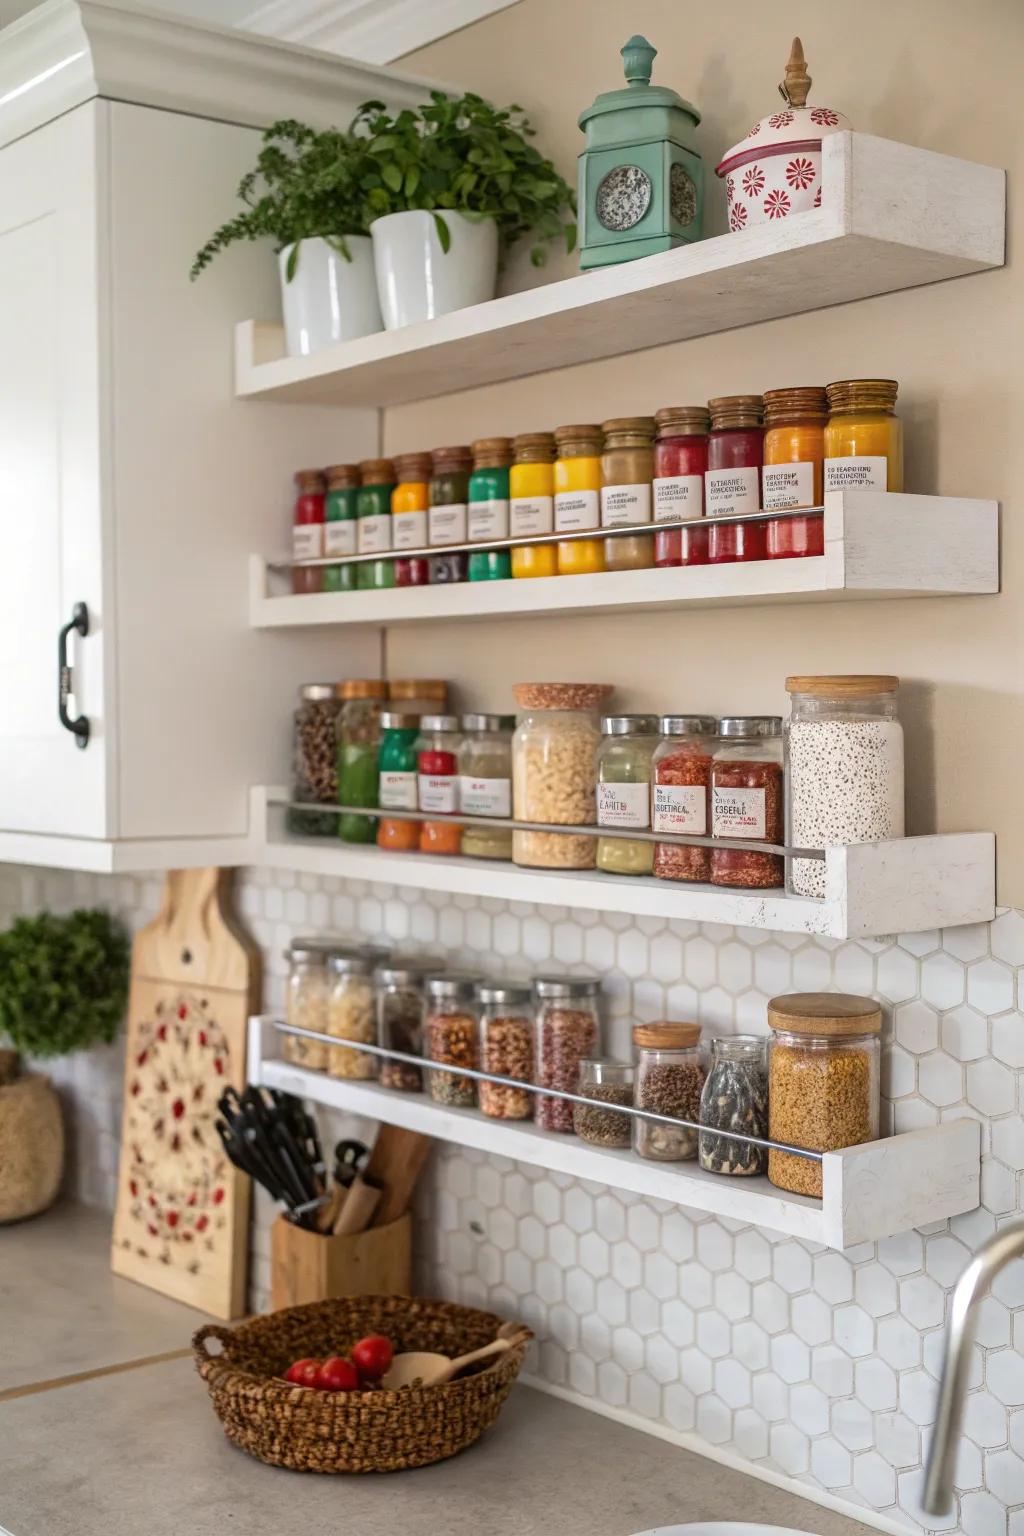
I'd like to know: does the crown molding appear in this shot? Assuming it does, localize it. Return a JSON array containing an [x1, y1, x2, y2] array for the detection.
[[238, 0, 519, 65]]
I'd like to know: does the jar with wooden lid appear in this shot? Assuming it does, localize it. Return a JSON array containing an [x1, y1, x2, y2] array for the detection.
[[711, 717, 783, 889], [337, 680, 388, 843], [323, 464, 359, 591], [391, 451, 432, 585], [468, 437, 512, 582], [458, 713, 515, 860], [429, 446, 472, 584], [824, 379, 903, 493], [596, 714, 659, 876], [762, 387, 826, 560], [653, 406, 710, 567], [705, 395, 764, 564], [511, 682, 612, 868], [633, 1022, 706, 1162], [785, 675, 904, 898], [356, 459, 395, 588], [293, 469, 325, 594], [601, 417, 655, 572], [767, 992, 882, 1197], [554, 425, 605, 576], [388, 678, 447, 712], [510, 432, 557, 578]]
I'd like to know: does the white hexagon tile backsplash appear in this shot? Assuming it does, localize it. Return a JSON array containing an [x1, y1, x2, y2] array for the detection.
[[3, 862, 1023, 1536]]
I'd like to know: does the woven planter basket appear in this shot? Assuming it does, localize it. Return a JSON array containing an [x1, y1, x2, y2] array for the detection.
[[193, 1294, 531, 1473]]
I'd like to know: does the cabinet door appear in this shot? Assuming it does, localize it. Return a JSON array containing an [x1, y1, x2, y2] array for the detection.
[[0, 104, 112, 838]]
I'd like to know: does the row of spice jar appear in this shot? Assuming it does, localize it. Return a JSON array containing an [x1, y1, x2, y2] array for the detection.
[[290, 378, 904, 591]]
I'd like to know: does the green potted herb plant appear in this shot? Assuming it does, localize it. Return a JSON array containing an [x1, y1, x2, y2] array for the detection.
[[0, 909, 129, 1223]]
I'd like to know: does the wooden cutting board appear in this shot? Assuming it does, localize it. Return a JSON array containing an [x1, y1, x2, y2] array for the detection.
[[111, 869, 260, 1320]]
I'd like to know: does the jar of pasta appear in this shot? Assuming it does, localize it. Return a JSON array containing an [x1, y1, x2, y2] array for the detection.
[[601, 416, 655, 572], [511, 682, 612, 869], [326, 951, 379, 1079], [596, 714, 658, 876], [458, 713, 515, 860], [424, 974, 480, 1107], [824, 379, 903, 493], [711, 717, 784, 889], [762, 386, 826, 559], [477, 982, 533, 1120], [533, 975, 601, 1132], [283, 939, 334, 1069], [652, 715, 718, 883]]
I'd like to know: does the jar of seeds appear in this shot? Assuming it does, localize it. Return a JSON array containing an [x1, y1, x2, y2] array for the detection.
[[287, 683, 344, 836], [574, 1059, 634, 1146], [376, 965, 427, 1092], [633, 1022, 706, 1162], [424, 975, 481, 1107], [477, 982, 533, 1119], [699, 1035, 768, 1176], [326, 951, 381, 1080], [283, 939, 337, 1069], [533, 976, 601, 1132]]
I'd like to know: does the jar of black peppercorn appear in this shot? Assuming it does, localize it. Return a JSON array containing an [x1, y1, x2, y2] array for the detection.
[[288, 682, 344, 836], [699, 1035, 768, 1176]]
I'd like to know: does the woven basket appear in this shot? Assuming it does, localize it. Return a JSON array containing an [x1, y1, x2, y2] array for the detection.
[[193, 1294, 531, 1473]]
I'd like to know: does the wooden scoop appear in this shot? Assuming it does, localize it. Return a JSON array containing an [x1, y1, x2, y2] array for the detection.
[[384, 1323, 529, 1389]]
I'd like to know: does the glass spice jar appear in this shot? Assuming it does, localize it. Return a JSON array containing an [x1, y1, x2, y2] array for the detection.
[[699, 1034, 768, 1176], [283, 938, 334, 1069], [510, 431, 557, 578], [292, 469, 325, 594], [323, 464, 359, 591], [652, 715, 718, 883], [762, 387, 827, 559], [356, 459, 395, 589], [377, 965, 427, 1092], [554, 424, 605, 575], [601, 416, 655, 571], [711, 717, 784, 889], [533, 975, 601, 1133], [424, 974, 481, 1107], [337, 680, 388, 844], [377, 710, 421, 851], [477, 982, 533, 1120], [468, 437, 512, 582], [326, 951, 379, 1080], [391, 451, 432, 557], [511, 682, 612, 869], [706, 395, 765, 564], [767, 992, 882, 1197], [596, 714, 659, 876], [653, 406, 710, 567], [458, 713, 515, 860], [429, 446, 472, 584], [416, 713, 462, 856], [633, 1022, 706, 1162], [574, 1059, 634, 1147], [287, 682, 345, 837], [824, 379, 903, 493]]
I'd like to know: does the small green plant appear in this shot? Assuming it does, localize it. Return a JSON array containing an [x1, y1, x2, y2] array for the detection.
[[0, 909, 130, 1059]]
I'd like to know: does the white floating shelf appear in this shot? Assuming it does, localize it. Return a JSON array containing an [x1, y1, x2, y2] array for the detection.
[[250, 491, 998, 630], [247, 1018, 981, 1251], [235, 134, 1005, 409]]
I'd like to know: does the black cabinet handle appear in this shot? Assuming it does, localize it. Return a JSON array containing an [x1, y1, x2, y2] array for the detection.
[[58, 602, 90, 749]]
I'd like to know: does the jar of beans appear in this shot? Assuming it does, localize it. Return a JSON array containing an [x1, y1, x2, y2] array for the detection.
[[533, 975, 601, 1133], [327, 950, 383, 1080], [574, 1059, 634, 1147], [767, 992, 881, 1198], [424, 974, 481, 1107], [283, 938, 337, 1070], [511, 682, 612, 870], [699, 1035, 768, 1176], [633, 1023, 706, 1162], [477, 982, 533, 1120], [652, 715, 718, 883], [376, 965, 427, 1092], [711, 717, 784, 889], [287, 683, 344, 837]]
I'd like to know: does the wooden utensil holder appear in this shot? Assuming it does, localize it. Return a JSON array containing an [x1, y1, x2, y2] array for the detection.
[[270, 1212, 412, 1311]]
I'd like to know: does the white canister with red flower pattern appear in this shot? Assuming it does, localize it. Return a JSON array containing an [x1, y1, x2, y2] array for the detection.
[[715, 37, 851, 231]]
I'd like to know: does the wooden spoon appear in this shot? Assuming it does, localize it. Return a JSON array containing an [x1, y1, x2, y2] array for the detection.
[[384, 1325, 529, 1389]]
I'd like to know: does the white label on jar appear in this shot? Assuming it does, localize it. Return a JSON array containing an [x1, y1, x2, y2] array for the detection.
[[597, 781, 650, 829], [323, 520, 356, 557], [823, 455, 888, 492], [459, 775, 511, 816], [601, 483, 652, 528], [392, 509, 427, 549], [653, 783, 706, 834], [293, 522, 323, 560], [554, 489, 600, 531], [510, 495, 554, 536], [357, 514, 392, 554], [712, 785, 766, 838], [705, 466, 760, 517], [468, 499, 509, 542], [418, 773, 458, 813], [379, 771, 417, 810], [429, 503, 468, 545], [762, 461, 814, 510], [654, 475, 703, 521]]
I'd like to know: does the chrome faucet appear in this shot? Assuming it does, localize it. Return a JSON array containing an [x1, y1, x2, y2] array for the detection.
[[922, 1219, 1024, 1516]]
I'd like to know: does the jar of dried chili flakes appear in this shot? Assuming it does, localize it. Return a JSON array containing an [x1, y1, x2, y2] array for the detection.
[[652, 715, 718, 883], [711, 717, 784, 889]]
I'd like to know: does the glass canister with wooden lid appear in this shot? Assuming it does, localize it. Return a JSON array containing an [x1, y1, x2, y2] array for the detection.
[[762, 386, 827, 560], [823, 379, 903, 493], [633, 1022, 706, 1162], [767, 992, 882, 1197]]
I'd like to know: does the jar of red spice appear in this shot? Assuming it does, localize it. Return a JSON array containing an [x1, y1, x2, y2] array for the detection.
[[653, 407, 710, 567], [762, 387, 827, 560], [292, 469, 326, 594], [711, 717, 784, 889], [705, 396, 765, 564], [652, 715, 718, 882], [416, 713, 461, 856]]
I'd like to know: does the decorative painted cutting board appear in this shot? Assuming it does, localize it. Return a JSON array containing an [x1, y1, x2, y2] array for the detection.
[[111, 869, 260, 1319]]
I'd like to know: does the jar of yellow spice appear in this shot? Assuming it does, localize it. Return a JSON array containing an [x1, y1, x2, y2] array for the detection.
[[823, 379, 903, 493]]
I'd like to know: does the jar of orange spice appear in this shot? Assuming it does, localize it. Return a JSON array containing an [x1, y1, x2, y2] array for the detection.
[[762, 386, 827, 560]]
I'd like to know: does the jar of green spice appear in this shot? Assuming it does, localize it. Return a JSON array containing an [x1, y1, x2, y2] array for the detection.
[[323, 464, 359, 592], [468, 436, 512, 582], [337, 679, 387, 843], [429, 446, 471, 584], [596, 714, 659, 875], [356, 458, 395, 589]]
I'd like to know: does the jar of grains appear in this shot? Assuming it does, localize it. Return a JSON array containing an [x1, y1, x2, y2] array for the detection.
[[533, 975, 601, 1133], [287, 682, 345, 837], [652, 406, 710, 567], [601, 416, 655, 572], [633, 1023, 706, 1162], [699, 1035, 768, 1176], [511, 682, 612, 869], [326, 950, 383, 1079], [424, 974, 481, 1107], [574, 1059, 634, 1147], [767, 992, 882, 1197], [458, 713, 516, 860], [596, 714, 659, 876], [337, 680, 388, 843], [652, 715, 718, 883], [785, 674, 904, 897], [476, 982, 534, 1120], [711, 717, 784, 889], [376, 965, 427, 1092], [416, 713, 462, 856], [283, 938, 337, 1069]]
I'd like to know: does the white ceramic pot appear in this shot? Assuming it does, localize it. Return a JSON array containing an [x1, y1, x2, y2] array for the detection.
[[370, 210, 499, 331], [278, 235, 383, 357]]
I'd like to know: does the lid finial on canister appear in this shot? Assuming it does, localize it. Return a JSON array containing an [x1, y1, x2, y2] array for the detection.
[[779, 36, 812, 109], [621, 34, 657, 87]]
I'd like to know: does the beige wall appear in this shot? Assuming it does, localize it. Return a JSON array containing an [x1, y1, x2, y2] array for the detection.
[[389, 0, 1023, 905]]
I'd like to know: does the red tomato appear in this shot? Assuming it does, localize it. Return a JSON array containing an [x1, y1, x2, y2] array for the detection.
[[351, 1335, 393, 1382], [284, 1357, 322, 1387], [316, 1356, 360, 1392]]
